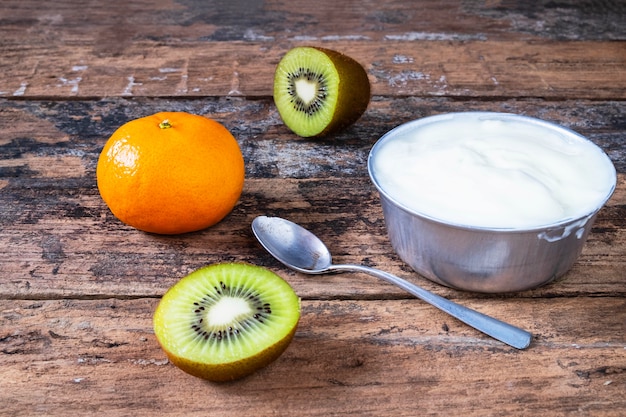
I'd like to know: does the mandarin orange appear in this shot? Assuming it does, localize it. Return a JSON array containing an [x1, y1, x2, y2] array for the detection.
[[96, 112, 245, 234]]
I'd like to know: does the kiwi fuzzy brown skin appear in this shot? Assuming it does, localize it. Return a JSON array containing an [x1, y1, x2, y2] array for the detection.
[[274, 46, 371, 137], [153, 263, 301, 382], [316, 47, 371, 136]]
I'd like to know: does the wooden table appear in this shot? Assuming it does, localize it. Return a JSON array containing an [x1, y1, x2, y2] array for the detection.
[[1, 1, 625, 415]]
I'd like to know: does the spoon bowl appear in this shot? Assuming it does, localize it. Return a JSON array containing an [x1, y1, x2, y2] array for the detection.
[[252, 214, 332, 273], [252, 215, 532, 349]]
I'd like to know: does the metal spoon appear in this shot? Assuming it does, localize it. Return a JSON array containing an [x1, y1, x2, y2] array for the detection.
[[251, 215, 532, 349]]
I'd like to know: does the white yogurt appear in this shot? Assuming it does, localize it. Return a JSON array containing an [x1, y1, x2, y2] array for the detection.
[[370, 113, 616, 229]]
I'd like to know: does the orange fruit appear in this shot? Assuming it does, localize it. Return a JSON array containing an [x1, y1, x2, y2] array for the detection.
[[96, 112, 245, 234]]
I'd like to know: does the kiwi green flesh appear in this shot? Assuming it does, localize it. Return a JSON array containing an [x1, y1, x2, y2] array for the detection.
[[153, 263, 301, 382], [274, 46, 370, 137]]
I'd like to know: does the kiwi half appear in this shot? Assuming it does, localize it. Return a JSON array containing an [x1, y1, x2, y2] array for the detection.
[[153, 263, 300, 382], [273, 46, 370, 137]]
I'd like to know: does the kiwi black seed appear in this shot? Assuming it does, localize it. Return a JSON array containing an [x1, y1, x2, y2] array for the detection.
[[273, 46, 371, 137], [153, 263, 301, 382]]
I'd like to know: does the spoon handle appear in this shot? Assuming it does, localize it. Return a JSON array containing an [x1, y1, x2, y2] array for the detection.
[[331, 264, 532, 349]]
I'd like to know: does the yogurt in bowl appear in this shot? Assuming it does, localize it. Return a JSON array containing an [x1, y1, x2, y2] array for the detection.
[[368, 112, 617, 292]]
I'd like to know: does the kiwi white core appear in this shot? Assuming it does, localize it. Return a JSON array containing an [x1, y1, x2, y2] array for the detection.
[[206, 296, 253, 327], [295, 79, 317, 105]]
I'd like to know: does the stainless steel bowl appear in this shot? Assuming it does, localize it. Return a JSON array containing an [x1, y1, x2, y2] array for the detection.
[[368, 112, 617, 293]]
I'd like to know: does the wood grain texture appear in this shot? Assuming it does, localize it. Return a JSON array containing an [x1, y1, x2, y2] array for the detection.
[[1, 41, 624, 99], [1, 298, 625, 416], [1, 0, 625, 415], [1, 98, 624, 301], [1, 0, 625, 99]]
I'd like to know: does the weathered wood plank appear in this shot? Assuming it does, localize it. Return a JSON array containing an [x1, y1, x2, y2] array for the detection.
[[2, 0, 624, 99], [1, 41, 624, 99], [1, 98, 625, 300], [0, 174, 624, 300], [1, 298, 624, 416], [2, 0, 624, 45], [1, 97, 624, 173]]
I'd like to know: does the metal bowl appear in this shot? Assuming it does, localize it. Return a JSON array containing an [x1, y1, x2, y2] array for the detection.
[[368, 112, 617, 293]]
